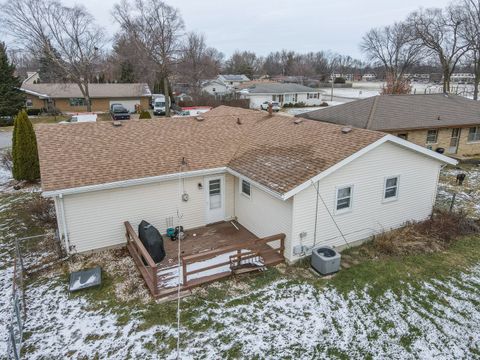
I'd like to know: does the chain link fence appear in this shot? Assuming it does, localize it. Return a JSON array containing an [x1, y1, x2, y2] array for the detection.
[[6, 232, 65, 360]]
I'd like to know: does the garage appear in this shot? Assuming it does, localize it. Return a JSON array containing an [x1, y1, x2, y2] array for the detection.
[[109, 99, 142, 113]]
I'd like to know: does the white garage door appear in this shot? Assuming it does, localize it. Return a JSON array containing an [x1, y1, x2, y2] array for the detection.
[[109, 99, 141, 113]]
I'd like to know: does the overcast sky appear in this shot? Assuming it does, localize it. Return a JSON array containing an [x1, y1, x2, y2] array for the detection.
[[63, 0, 453, 60]]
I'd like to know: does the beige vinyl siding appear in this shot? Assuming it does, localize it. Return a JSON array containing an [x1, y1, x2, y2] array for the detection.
[[291, 142, 442, 260], [234, 178, 293, 260], [62, 175, 218, 253]]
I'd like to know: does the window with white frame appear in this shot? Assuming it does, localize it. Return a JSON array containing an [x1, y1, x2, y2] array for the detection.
[[384, 176, 399, 200], [468, 126, 480, 142], [426, 129, 438, 144], [336, 186, 353, 212], [241, 179, 251, 197]]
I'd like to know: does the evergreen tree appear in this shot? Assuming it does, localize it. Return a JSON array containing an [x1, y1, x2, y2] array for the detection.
[[0, 42, 25, 116], [119, 61, 135, 83], [12, 110, 40, 181]]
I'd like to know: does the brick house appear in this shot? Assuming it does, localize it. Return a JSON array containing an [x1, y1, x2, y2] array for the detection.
[[20, 77, 151, 113], [300, 94, 480, 158]]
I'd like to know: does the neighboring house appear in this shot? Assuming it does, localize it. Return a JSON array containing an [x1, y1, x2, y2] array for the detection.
[[362, 73, 377, 81], [20, 80, 151, 113], [450, 73, 474, 83], [239, 83, 322, 109], [217, 74, 250, 88], [201, 74, 251, 96], [300, 93, 480, 157], [35, 106, 456, 263], [201, 79, 230, 96]]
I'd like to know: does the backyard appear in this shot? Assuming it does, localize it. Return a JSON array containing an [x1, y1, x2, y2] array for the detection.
[[0, 163, 479, 359]]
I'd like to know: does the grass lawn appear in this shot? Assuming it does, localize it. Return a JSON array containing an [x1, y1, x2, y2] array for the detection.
[[0, 191, 479, 359]]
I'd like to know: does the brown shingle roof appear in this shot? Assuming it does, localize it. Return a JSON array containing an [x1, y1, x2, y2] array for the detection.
[[36, 106, 384, 193], [300, 93, 480, 131], [21, 83, 151, 98]]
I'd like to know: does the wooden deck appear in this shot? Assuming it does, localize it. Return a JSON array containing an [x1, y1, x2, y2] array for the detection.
[[125, 221, 285, 298]]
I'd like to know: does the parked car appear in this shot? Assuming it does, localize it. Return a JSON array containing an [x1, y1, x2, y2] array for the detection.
[[260, 101, 280, 111], [110, 104, 130, 120], [60, 113, 97, 124]]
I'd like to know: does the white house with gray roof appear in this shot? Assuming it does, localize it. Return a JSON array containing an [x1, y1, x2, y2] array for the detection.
[[201, 74, 251, 96], [238, 83, 322, 109]]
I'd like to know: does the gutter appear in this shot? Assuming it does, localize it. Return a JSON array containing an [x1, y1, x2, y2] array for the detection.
[[58, 194, 71, 254]]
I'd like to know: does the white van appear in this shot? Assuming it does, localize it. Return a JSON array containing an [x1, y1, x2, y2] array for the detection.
[[153, 95, 166, 116]]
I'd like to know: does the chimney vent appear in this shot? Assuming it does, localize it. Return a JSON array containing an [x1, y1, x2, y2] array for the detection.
[[237, 117, 242, 125], [112, 120, 122, 127], [294, 118, 303, 125], [341, 126, 352, 134], [196, 116, 204, 122]]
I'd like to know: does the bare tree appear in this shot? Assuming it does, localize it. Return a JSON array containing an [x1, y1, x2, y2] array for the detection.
[[361, 22, 422, 91], [177, 32, 222, 94], [408, 5, 470, 93], [113, 0, 184, 117], [0, 0, 105, 112], [460, 0, 480, 99]]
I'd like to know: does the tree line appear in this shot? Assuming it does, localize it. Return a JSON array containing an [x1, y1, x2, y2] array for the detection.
[[361, 0, 480, 99], [1, 0, 480, 115]]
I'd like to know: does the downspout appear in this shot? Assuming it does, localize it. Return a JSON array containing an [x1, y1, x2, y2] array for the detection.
[[58, 194, 71, 254]]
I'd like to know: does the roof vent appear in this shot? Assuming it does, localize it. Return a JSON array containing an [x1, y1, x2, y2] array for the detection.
[[437, 115, 441, 120], [196, 116, 204, 122], [294, 118, 303, 125], [237, 117, 242, 125], [341, 126, 352, 134], [112, 120, 122, 127]]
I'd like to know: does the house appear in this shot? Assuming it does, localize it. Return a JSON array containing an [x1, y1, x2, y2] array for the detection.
[[201, 74, 251, 96], [450, 73, 474, 83], [300, 93, 480, 157], [201, 79, 230, 96], [238, 83, 322, 109], [362, 73, 377, 81], [35, 106, 456, 266], [20, 80, 151, 113]]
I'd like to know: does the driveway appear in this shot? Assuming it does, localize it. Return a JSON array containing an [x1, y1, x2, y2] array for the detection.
[[0, 131, 12, 149]]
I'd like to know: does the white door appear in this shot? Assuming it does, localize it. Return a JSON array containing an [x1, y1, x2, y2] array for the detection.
[[205, 176, 225, 224]]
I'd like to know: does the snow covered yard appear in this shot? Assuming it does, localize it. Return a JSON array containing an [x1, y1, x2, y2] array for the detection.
[[0, 163, 480, 359]]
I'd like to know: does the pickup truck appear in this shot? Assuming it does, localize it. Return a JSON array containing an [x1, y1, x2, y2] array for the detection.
[[110, 104, 130, 120]]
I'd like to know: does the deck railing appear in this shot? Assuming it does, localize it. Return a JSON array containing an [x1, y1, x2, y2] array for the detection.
[[124, 221, 158, 296], [181, 233, 285, 288]]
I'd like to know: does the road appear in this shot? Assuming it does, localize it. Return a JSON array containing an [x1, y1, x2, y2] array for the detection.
[[0, 131, 12, 149]]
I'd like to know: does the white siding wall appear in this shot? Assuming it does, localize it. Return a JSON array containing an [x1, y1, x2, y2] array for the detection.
[[290, 142, 442, 260], [62, 175, 227, 253], [225, 173, 235, 220], [202, 83, 229, 96], [234, 178, 293, 260]]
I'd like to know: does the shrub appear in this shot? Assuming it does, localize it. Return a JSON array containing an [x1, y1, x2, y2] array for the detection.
[[26, 108, 42, 116], [334, 77, 346, 84], [372, 210, 479, 256], [294, 102, 307, 108], [319, 102, 329, 107], [12, 110, 40, 181], [139, 110, 152, 119], [23, 196, 57, 228], [283, 103, 293, 108]]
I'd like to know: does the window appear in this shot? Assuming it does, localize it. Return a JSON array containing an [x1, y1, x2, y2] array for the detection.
[[397, 133, 408, 140], [69, 98, 86, 107], [384, 176, 399, 201], [336, 186, 353, 212], [426, 129, 438, 144], [307, 93, 319, 99], [25, 99, 33, 108], [241, 179, 251, 198], [468, 127, 480, 142]]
